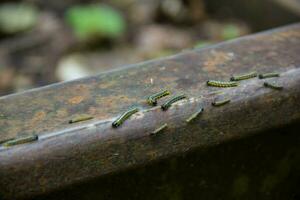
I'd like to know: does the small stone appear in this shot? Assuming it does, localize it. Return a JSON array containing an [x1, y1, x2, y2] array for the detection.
[[56, 55, 92, 81]]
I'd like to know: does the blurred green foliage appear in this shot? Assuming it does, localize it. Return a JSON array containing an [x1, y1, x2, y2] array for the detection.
[[194, 40, 213, 49], [65, 4, 126, 40], [0, 3, 38, 34], [221, 24, 240, 40]]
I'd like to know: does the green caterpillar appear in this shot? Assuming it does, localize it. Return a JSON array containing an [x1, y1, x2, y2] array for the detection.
[[212, 99, 231, 106], [147, 90, 170, 106], [263, 82, 283, 90], [112, 107, 139, 128], [69, 115, 93, 124], [259, 72, 280, 79], [2, 135, 38, 147], [207, 80, 238, 87], [230, 72, 257, 81], [161, 94, 186, 111], [186, 108, 204, 123], [151, 123, 168, 135]]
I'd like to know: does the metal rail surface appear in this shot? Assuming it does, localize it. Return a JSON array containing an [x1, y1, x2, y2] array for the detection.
[[0, 23, 300, 199]]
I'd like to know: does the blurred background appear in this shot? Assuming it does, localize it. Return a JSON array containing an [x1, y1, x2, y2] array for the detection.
[[0, 0, 299, 96]]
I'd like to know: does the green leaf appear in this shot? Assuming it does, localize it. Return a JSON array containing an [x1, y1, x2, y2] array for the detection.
[[222, 24, 240, 40], [194, 40, 213, 49], [65, 4, 126, 40]]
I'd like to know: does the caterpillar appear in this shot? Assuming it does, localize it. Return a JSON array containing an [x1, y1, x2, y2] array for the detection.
[[2, 135, 38, 147], [186, 108, 204, 123], [258, 72, 280, 79], [69, 115, 93, 124], [161, 94, 186, 111], [0, 138, 14, 145], [151, 123, 168, 135], [212, 98, 231, 106], [230, 72, 257, 81], [112, 107, 139, 128], [147, 90, 170, 106], [207, 80, 238, 87], [263, 82, 283, 90]]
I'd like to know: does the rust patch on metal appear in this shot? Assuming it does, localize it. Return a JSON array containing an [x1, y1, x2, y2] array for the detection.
[[29, 111, 47, 127], [202, 50, 234, 73], [98, 81, 116, 89], [68, 96, 85, 105], [56, 108, 68, 118]]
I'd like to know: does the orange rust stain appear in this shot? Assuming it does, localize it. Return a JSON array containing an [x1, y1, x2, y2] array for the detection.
[[56, 108, 68, 118], [32, 111, 46, 122], [71, 84, 91, 99], [95, 95, 136, 116], [28, 111, 47, 128], [75, 84, 90, 91], [53, 84, 91, 103], [68, 96, 84, 104], [98, 81, 116, 89], [202, 51, 233, 72], [96, 95, 133, 106]]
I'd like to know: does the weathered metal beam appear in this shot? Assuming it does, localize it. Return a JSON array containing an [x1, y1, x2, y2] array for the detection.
[[0, 23, 300, 199], [31, 122, 300, 200]]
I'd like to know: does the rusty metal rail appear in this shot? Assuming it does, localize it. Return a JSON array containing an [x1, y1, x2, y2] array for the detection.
[[0, 23, 300, 200]]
